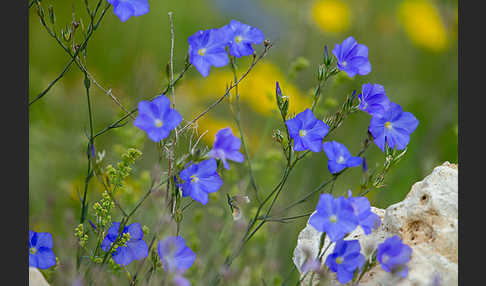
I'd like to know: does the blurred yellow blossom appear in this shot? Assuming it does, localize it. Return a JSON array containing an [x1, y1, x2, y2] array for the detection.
[[310, 0, 351, 33], [398, 0, 448, 52], [180, 62, 310, 116]]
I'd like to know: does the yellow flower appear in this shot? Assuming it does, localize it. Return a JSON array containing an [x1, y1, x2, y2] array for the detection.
[[310, 0, 351, 34], [179, 61, 310, 116], [398, 0, 448, 52]]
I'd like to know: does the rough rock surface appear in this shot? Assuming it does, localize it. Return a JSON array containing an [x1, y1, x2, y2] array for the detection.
[[29, 267, 50, 286], [293, 162, 458, 285]]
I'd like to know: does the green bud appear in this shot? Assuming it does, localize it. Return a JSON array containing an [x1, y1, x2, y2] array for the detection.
[[48, 5, 55, 24], [142, 225, 150, 236]]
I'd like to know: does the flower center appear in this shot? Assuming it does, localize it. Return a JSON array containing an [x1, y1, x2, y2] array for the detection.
[[342, 61, 348, 67], [190, 175, 199, 183], [329, 215, 338, 223], [336, 256, 344, 264], [154, 119, 163, 128], [30, 247, 37, 255], [198, 48, 207, 56], [337, 156, 345, 164], [299, 130, 307, 137], [235, 35, 243, 43], [385, 121, 393, 130], [382, 254, 389, 263]]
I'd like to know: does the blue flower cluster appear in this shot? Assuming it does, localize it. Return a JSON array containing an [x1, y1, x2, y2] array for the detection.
[[284, 107, 362, 174], [308, 191, 412, 283], [101, 223, 196, 283], [188, 20, 264, 77], [358, 84, 419, 151], [308, 191, 381, 283], [309, 192, 380, 242]]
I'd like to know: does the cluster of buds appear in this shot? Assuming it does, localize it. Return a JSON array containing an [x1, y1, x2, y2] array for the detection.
[[74, 224, 89, 248], [93, 191, 114, 228]]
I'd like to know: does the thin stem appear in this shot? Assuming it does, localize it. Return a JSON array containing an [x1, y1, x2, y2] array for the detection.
[[92, 63, 191, 139], [29, 0, 110, 106], [229, 56, 260, 203]]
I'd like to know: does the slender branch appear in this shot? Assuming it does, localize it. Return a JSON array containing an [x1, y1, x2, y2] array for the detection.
[[29, 0, 110, 106], [92, 63, 191, 139], [229, 56, 260, 203]]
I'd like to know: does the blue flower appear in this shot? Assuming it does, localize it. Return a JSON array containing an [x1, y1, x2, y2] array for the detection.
[[221, 20, 264, 58], [208, 127, 244, 169], [134, 94, 182, 142], [325, 239, 365, 284], [107, 0, 149, 22], [323, 141, 363, 174], [101, 222, 149, 266], [285, 109, 329, 152], [377, 235, 412, 278], [309, 194, 358, 242], [29, 231, 56, 269], [368, 102, 419, 151], [347, 190, 381, 235], [188, 28, 230, 77], [173, 274, 191, 286], [332, 36, 371, 78], [158, 236, 196, 273], [178, 159, 223, 205], [358, 83, 391, 117]]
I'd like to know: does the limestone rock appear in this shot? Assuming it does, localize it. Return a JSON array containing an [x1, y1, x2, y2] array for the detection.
[[293, 162, 458, 285], [29, 267, 50, 286]]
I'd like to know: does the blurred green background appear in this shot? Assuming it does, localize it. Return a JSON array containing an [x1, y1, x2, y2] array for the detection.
[[29, 0, 457, 284]]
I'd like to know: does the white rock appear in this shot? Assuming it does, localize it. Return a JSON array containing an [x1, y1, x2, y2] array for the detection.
[[293, 162, 458, 286], [29, 267, 50, 286]]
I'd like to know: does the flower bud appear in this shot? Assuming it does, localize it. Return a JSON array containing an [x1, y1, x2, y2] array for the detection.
[[48, 5, 55, 24]]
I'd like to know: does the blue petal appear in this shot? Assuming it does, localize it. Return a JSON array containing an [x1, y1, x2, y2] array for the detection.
[[33, 232, 53, 249], [113, 2, 134, 22], [306, 120, 329, 141], [127, 223, 144, 240], [188, 184, 209, 205], [29, 253, 39, 268], [113, 246, 133, 266], [285, 117, 301, 138], [127, 239, 149, 261], [297, 109, 318, 130], [293, 137, 306, 151], [345, 156, 362, 168], [336, 267, 354, 284], [394, 111, 419, 134], [226, 150, 244, 163], [129, 0, 150, 16], [190, 55, 211, 77], [308, 212, 328, 233], [152, 95, 171, 115], [174, 246, 196, 271], [195, 159, 218, 177], [163, 108, 183, 130], [229, 42, 254, 57], [147, 127, 170, 142], [35, 249, 56, 269], [315, 193, 334, 214], [328, 160, 346, 174], [205, 51, 230, 68], [198, 174, 223, 194]]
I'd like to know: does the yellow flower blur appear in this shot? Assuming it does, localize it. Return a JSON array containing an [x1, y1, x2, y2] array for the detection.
[[310, 0, 351, 33], [398, 0, 448, 52], [179, 62, 310, 116]]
